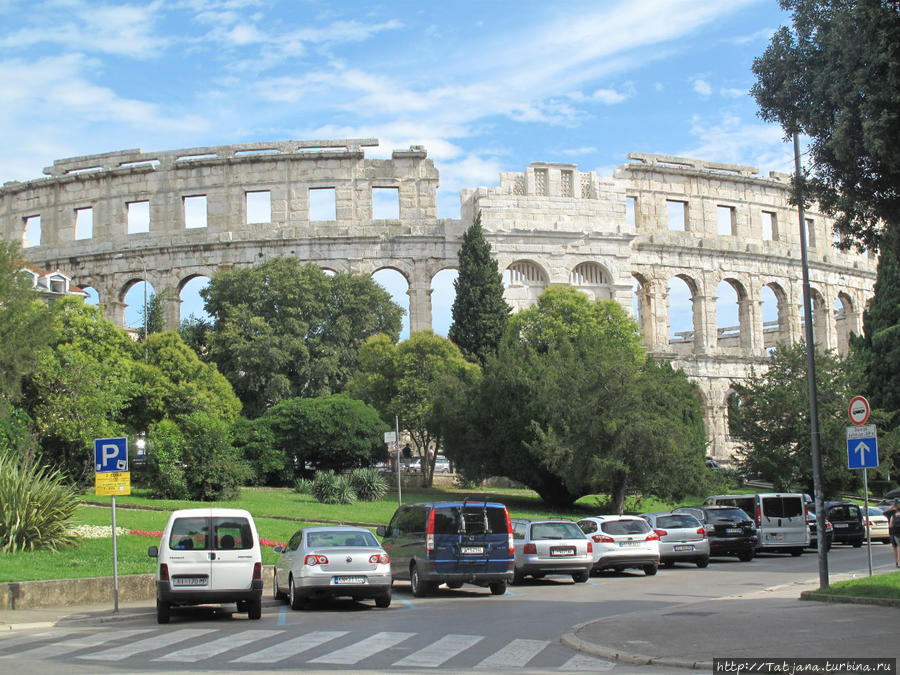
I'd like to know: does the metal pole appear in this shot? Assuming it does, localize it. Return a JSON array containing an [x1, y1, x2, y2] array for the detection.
[[111, 496, 119, 613], [395, 415, 401, 507], [864, 469, 872, 576], [794, 132, 829, 590], [140, 256, 148, 362]]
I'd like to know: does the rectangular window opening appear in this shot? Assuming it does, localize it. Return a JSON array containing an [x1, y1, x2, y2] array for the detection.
[[75, 207, 93, 240], [666, 200, 687, 231], [372, 187, 400, 220], [805, 218, 816, 248], [127, 200, 150, 234], [717, 205, 736, 236], [625, 197, 637, 228], [184, 195, 208, 229], [24, 215, 41, 247], [246, 191, 271, 224], [761, 211, 776, 241], [309, 187, 336, 221]]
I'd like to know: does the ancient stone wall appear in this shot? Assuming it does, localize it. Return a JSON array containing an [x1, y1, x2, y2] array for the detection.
[[1, 142, 877, 460]]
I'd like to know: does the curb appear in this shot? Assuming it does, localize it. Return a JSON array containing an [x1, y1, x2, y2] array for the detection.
[[799, 590, 900, 608], [560, 628, 712, 670]]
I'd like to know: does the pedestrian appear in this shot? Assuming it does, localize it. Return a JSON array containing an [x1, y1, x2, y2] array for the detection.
[[888, 500, 900, 567]]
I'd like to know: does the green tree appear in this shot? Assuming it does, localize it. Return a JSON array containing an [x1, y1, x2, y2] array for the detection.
[[349, 331, 481, 486], [751, 0, 900, 252], [439, 287, 708, 508], [233, 415, 290, 486], [201, 258, 403, 417], [448, 213, 511, 366], [179, 411, 248, 501], [0, 241, 51, 402], [728, 342, 894, 496], [259, 394, 387, 478]]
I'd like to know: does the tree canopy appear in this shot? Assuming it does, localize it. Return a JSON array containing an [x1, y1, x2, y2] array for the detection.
[[448, 213, 511, 366], [751, 0, 900, 252], [200, 258, 404, 417]]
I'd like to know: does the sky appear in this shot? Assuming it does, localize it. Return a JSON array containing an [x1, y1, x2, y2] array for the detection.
[[2, 0, 799, 338]]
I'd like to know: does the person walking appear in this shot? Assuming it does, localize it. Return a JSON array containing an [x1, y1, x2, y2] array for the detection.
[[887, 500, 900, 567]]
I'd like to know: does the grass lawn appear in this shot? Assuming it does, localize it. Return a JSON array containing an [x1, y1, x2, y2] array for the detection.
[[0, 484, 712, 583], [813, 571, 900, 600]]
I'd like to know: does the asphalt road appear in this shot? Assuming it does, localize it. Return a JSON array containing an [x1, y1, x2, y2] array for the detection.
[[0, 541, 894, 674]]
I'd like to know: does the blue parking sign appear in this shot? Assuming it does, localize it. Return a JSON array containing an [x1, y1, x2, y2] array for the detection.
[[846, 425, 878, 470], [95, 437, 128, 473]]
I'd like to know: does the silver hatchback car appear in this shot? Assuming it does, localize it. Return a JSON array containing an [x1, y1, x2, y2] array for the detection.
[[511, 519, 593, 584], [273, 526, 392, 609], [640, 512, 710, 568]]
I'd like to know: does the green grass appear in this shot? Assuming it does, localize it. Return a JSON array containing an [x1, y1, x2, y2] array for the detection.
[[1, 484, 715, 583], [814, 571, 900, 600]]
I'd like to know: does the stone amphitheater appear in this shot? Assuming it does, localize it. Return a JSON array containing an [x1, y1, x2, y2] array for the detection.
[[0, 139, 876, 460]]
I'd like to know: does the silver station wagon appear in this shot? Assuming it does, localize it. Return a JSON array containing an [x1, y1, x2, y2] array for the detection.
[[510, 518, 593, 584]]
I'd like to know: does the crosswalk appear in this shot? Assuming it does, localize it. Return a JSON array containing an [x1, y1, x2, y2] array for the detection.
[[1, 626, 616, 670]]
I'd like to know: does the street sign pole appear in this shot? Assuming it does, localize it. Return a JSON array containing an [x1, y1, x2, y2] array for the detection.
[[94, 437, 129, 614], [846, 419, 878, 577], [111, 495, 119, 612], [395, 415, 401, 507], [863, 469, 872, 577]]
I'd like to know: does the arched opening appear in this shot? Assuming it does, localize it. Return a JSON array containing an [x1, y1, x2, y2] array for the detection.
[[668, 275, 696, 353], [569, 262, 612, 301], [122, 279, 156, 337], [180, 276, 211, 325], [834, 292, 854, 357], [804, 287, 829, 348], [716, 278, 749, 351], [83, 286, 100, 307], [373, 268, 410, 341], [503, 260, 548, 312], [430, 268, 458, 338], [760, 282, 789, 353]]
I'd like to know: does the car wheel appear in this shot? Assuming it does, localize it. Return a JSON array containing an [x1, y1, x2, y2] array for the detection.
[[738, 550, 754, 562], [273, 570, 285, 601], [248, 598, 262, 620], [156, 598, 170, 624], [572, 570, 589, 583], [883, 539, 891, 545], [696, 557, 710, 568], [643, 564, 658, 576], [512, 570, 526, 585], [410, 564, 431, 598], [790, 547, 804, 557], [662, 560, 675, 568], [489, 581, 507, 595], [446, 581, 464, 589], [375, 590, 391, 608], [852, 539, 863, 548], [289, 576, 306, 610]]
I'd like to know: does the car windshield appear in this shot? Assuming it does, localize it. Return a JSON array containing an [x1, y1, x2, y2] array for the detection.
[[657, 515, 701, 529], [707, 508, 751, 523], [433, 505, 508, 535], [762, 496, 803, 518], [307, 531, 379, 548], [829, 504, 860, 520], [601, 519, 651, 535], [530, 522, 583, 540]]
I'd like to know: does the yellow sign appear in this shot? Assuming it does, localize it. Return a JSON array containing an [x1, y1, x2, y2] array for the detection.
[[95, 471, 131, 496]]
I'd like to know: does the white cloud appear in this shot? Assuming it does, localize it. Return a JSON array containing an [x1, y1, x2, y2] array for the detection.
[[692, 77, 713, 97], [721, 87, 749, 98], [682, 114, 793, 176], [562, 146, 598, 156], [592, 87, 630, 104]]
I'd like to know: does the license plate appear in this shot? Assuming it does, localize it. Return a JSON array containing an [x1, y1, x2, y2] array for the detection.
[[550, 546, 575, 557], [726, 528, 742, 534], [619, 541, 640, 547], [461, 546, 484, 555], [172, 576, 207, 586], [834, 523, 848, 528], [333, 576, 367, 585], [673, 545, 694, 551]]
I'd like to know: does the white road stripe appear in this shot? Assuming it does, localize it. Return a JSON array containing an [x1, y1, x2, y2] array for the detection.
[[0, 630, 82, 652], [79, 628, 216, 661], [155, 629, 283, 663], [474, 638, 549, 669], [15, 629, 151, 660], [394, 633, 484, 668], [560, 653, 617, 670], [231, 630, 348, 663], [308, 631, 415, 665]]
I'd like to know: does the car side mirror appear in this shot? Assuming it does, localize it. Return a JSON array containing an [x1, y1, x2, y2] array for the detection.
[[147, 546, 158, 558], [273, 545, 284, 554], [376, 525, 386, 537]]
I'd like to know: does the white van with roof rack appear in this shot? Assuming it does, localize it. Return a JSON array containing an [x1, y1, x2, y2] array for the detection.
[[703, 493, 808, 555]]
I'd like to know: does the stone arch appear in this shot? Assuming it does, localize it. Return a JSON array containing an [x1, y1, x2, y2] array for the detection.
[[120, 276, 156, 336], [760, 281, 790, 351], [503, 259, 548, 312], [807, 286, 830, 348], [372, 266, 411, 340], [569, 261, 613, 301], [724, 388, 741, 443], [178, 273, 212, 327], [668, 273, 699, 354], [834, 291, 855, 356], [716, 277, 751, 352], [430, 267, 458, 337]]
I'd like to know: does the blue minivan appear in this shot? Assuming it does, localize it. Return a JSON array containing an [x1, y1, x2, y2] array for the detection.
[[377, 501, 514, 596]]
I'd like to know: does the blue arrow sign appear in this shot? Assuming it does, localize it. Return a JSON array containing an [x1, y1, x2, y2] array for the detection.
[[846, 425, 878, 469], [94, 437, 128, 473]]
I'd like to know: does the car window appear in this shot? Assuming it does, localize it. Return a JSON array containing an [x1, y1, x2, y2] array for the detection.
[[578, 520, 597, 534], [513, 523, 527, 540], [169, 516, 209, 550], [762, 497, 803, 519], [307, 530, 379, 548], [530, 522, 583, 540], [674, 507, 704, 522], [213, 517, 253, 550], [706, 508, 752, 523], [433, 506, 508, 535], [714, 497, 755, 513], [288, 530, 303, 551], [657, 515, 701, 529], [601, 519, 651, 535]]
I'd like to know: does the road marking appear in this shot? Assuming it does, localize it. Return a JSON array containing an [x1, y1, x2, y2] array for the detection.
[[393, 633, 484, 667], [15, 629, 151, 660], [231, 630, 348, 663], [0, 630, 82, 651], [561, 653, 617, 670], [474, 638, 548, 669], [396, 596, 419, 609], [308, 631, 415, 664], [79, 628, 216, 661], [155, 629, 283, 662]]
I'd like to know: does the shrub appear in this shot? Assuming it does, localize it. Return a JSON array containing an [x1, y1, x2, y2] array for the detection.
[[349, 467, 388, 502], [0, 450, 79, 553], [293, 477, 313, 495], [312, 470, 357, 505], [145, 419, 189, 499]]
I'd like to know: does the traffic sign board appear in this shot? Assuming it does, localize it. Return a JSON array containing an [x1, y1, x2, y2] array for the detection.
[[846, 425, 878, 469], [95, 471, 131, 496], [849, 396, 870, 425], [95, 437, 128, 473]]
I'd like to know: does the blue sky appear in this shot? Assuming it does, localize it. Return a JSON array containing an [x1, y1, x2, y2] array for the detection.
[[2, 0, 797, 337]]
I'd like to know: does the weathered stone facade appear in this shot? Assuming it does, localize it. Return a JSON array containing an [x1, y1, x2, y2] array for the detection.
[[1, 141, 877, 460]]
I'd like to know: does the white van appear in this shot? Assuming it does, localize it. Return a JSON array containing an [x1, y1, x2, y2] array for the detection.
[[704, 493, 808, 555], [148, 508, 263, 624]]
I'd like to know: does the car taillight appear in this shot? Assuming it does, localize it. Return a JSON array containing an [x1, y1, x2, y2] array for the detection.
[[369, 553, 389, 564], [654, 529, 667, 537], [505, 508, 515, 556], [756, 504, 761, 527], [592, 534, 614, 543], [426, 508, 435, 555], [252, 562, 262, 580], [698, 527, 707, 538], [645, 532, 660, 541], [304, 554, 328, 565], [524, 542, 537, 555], [587, 542, 593, 553], [159, 563, 169, 581]]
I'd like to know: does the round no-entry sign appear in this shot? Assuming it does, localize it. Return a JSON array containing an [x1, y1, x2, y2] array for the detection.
[[849, 396, 870, 426]]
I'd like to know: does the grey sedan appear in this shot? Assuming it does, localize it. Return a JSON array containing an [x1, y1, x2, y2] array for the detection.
[[641, 512, 710, 568], [273, 526, 392, 609], [511, 519, 593, 584]]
